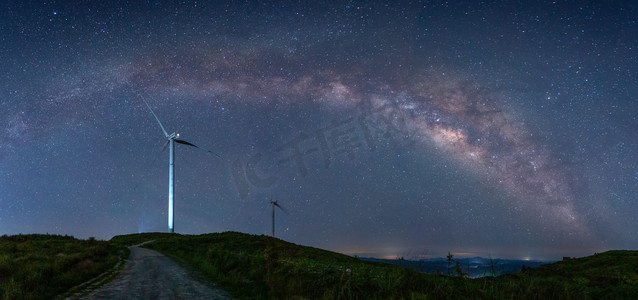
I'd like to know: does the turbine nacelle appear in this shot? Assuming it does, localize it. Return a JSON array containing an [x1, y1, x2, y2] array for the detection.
[[168, 132, 180, 140]]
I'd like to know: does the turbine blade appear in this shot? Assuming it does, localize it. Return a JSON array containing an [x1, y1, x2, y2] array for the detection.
[[139, 94, 169, 137], [175, 139, 221, 158], [154, 140, 170, 164], [133, 140, 170, 191], [273, 202, 289, 215], [174, 139, 198, 147]]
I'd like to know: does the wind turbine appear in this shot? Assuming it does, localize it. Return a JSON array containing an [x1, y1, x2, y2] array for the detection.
[[269, 194, 288, 237], [140, 95, 219, 233]]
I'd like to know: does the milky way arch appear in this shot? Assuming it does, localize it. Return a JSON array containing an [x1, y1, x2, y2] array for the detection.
[[5, 44, 591, 241]]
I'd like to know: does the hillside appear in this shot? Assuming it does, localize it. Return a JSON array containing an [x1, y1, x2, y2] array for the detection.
[[0, 234, 123, 300], [114, 232, 638, 299], [518, 250, 638, 297], [1, 232, 637, 299]]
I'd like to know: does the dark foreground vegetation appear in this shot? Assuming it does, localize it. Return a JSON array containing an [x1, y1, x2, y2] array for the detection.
[[2, 232, 637, 299], [133, 232, 638, 299], [0, 234, 123, 300]]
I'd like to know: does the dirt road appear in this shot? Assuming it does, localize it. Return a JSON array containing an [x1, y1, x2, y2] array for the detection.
[[73, 245, 231, 299]]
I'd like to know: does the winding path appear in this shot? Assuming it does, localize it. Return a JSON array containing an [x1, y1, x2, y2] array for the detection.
[[70, 244, 231, 299]]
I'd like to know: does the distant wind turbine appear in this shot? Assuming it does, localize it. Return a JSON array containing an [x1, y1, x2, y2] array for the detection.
[[140, 95, 220, 233], [269, 194, 288, 237]]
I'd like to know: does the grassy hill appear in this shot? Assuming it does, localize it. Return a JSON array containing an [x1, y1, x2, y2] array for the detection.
[[517, 250, 638, 298], [131, 232, 462, 299], [116, 232, 638, 299], [0, 234, 123, 300], [1, 232, 637, 299]]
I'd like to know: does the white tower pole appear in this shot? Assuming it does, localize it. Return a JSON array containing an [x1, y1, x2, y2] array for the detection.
[[168, 137, 175, 233]]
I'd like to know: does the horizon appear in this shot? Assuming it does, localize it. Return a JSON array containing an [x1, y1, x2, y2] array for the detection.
[[2, 1, 637, 260], [2, 230, 609, 262]]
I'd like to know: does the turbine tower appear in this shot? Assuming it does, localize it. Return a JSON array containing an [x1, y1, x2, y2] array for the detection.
[[140, 95, 219, 233], [269, 194, 288, 237]]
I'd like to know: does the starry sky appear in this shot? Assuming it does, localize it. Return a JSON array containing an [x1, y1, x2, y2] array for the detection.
[[1, 1, 637, 260]]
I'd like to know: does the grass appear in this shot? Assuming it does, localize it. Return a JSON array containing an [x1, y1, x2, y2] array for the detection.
[[136, 232, 638, 299], [0, 234, 124, 300], [2, 232, 637, 299], [139, 231, 458, 299], [508, 250, 638, 299]]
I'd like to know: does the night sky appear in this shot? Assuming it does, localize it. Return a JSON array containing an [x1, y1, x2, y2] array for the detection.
[[2, 1, 637, 260]]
